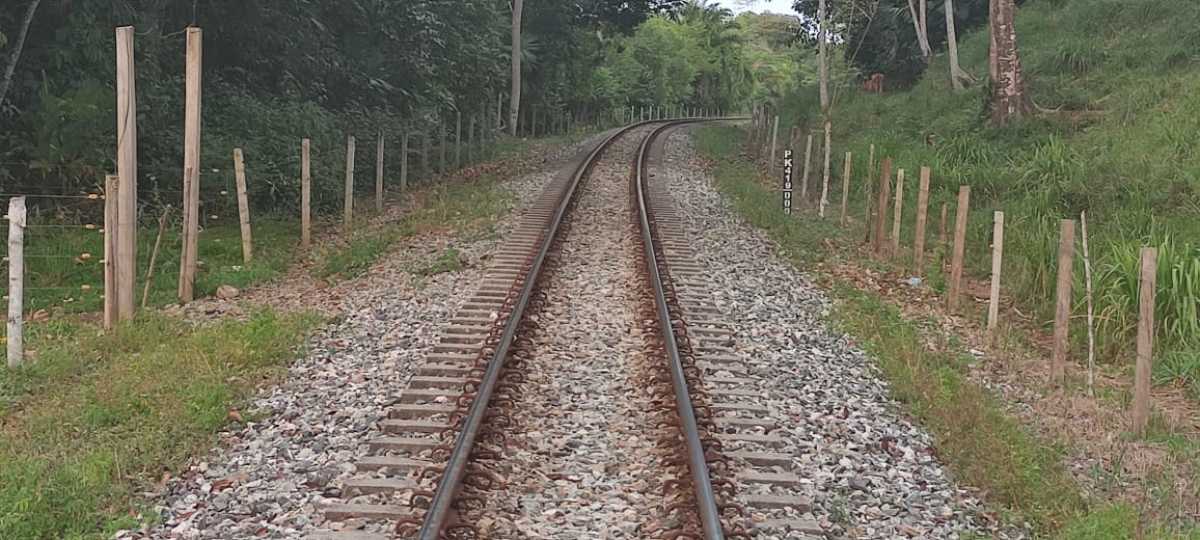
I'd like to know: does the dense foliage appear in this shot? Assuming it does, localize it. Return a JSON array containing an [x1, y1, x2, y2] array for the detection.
[[0, 0, 801, 218], [791, 0, 998, 86]]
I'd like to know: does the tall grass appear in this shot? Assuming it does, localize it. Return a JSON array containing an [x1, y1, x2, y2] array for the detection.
[[776, 0, 1200, 375]]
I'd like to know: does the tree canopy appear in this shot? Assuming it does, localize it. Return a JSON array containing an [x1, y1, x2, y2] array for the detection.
[[0, 0, 802, 208]]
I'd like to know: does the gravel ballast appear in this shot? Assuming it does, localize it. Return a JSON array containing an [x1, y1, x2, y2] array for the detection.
[[122, 135, 606, 540], [649, 127, 1026, 540]]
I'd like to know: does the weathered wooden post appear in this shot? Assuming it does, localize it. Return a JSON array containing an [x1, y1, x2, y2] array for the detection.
[[115, 26, 138, 317], [7, 196, 26, 367], [947, 186, 971, 310], [455, 110, 463, 167], [438, 118, 447, 172], [233, 148, 253, 263], [375, 131, 385, 213], [988, 211, 1005, 333], [178, 27, 202, 305], [800, 133, 814, 204], [421, 129, 431, 177], [104, 175, 119, 329], [344, 134, 356, 231], [890, 169, 905, 256], [840, 151, 852, 225], [1132, 247, 1157, 434], [1082, 211, 1097, 396], [769, 116, 780, 174], [873, 158, 893, 256], [1051, 219, 1076, 384], [400, 131, 410, 192], [913, 167, 931, 275], [468, 115, 476, 164], [300, 138, 311, 250]]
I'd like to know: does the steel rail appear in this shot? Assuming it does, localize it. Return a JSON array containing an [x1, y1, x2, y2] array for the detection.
[[416, 120, 660, 540], [634, 120, 724, 540]]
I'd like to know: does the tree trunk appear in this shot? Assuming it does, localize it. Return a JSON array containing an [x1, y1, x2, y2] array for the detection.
[[818, 0, 830, 110], [989, 0, 1031, 125], [0, 0, 42, 109], [906, 0, 932, 61], [945, 0, 973, 90], [818, 0, 833, 217], [508, 0, 523, 137]]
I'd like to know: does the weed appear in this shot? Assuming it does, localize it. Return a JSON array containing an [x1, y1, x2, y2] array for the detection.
[[0, 311, 318, 539]]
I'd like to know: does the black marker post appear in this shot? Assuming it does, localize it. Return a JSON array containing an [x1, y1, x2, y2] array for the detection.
[[782, 149, 794, 214]]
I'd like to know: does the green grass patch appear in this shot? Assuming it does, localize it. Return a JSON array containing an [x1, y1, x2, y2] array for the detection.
[[0, 218, 300, 318], [777, 0, 1200, 376], [414, 248, 465, 277], [694, 124, 1200, 537], [313, 179, 512, 280], [0, 310, 318, 539]]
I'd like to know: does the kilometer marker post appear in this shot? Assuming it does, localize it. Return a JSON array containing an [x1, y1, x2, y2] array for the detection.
[[781, 149, 795, 215]]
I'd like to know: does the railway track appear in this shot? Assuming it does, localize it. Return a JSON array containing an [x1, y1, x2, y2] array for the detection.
[[313, 120, 815, 539]]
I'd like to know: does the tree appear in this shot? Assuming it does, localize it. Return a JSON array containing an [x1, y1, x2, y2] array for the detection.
[[988, 0, 1030, 124], [817, 0, 833, 216], [944, 0, 974, 90], [906, 0, 932, 61], [509, 0, 524, 136], [0, 0, 41, 110]]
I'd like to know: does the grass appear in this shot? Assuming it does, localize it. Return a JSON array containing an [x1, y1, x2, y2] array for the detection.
[[777, 0, 1200, 378], [0, 310, 319, 539], [693, 124, 1200, 538], [0, 217, 300, 317], [312, 180, 511, 280]]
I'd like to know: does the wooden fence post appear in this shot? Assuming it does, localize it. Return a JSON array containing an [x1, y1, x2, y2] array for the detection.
[[438, 118, 447, 172], [400, 131, 409, 192], [1132, 247, 1157, 434], [913, 167, 931, 275], [300, 138, 311, 250], [947, 186, 971, 310], [177, 26, 202, 305], [233, 148, 253, 263], [1081, 211, 1097, 396], [891, 169, 905, 257], [873, 158, 893, 255], [344, 134, 356, 231], [104, 175, 118, 329], [115, 26, 138, 318], [1051, 219, 1076, 384], [819, 120, 832, 217], [988, 211, 1005, 333], [468, 115, 476, 164], [840, 151, 852, 226], [421, 130, 430, 177], [800, 133, 814, 204], [375, 131, 385, 213], [7, 196, 26, 367], [455, 110, 463, 167], [769, 115, 780, 174]]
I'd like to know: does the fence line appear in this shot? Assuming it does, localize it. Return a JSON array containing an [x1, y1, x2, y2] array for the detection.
[[752, 115, 1171, 439]]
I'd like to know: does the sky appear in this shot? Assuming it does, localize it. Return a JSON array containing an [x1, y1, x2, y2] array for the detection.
[[727, 0, 797, 15]]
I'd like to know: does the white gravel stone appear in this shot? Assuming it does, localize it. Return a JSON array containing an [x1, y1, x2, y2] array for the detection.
[[648, 127, 1029, 540]]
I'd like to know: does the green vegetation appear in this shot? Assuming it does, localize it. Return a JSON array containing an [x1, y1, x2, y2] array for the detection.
[[313, 175, 513, 280], [0, 310, 318, 539], [694, 124, 1199, 539], [1, 218, 299, 318], [781, 0, 1200, 381]]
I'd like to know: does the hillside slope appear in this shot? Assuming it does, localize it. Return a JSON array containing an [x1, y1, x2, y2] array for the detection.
[[787, 0, 1200, 373]]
